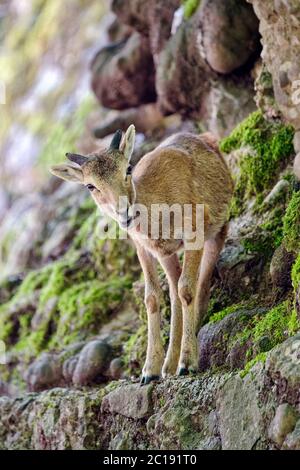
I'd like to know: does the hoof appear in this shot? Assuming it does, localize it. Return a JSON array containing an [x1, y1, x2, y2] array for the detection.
[[177, 366, 197, 377], [140, 375, 160, 386]]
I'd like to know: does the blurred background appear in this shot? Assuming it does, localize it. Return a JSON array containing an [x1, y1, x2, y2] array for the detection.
[[0, 0, 109, 203]]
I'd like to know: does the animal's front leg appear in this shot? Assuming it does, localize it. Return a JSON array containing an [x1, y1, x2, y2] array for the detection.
[[136, 245, 164, 385], [159, 254, 182, 377], [178, 249, 203, 375]]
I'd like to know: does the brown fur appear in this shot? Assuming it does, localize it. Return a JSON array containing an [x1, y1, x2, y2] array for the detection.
[[50, 127, 233, 381]]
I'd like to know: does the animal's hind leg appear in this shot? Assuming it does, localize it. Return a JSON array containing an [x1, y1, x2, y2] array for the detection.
[[177, 249, 203, 375], [195, 223, 228, 332]]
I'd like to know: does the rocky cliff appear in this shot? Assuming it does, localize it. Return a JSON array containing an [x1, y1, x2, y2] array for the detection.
[[0, 0, 299, 450]]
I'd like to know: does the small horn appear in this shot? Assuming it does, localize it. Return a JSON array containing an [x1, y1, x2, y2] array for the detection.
[[109, 129, 122, 150], [66, 153, 87, 166]]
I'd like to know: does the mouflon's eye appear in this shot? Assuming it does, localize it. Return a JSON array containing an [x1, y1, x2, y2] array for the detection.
[[86, 184, 96, 191]]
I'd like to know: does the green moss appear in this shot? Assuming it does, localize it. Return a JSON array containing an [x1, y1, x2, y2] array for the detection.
[[253, 301, 290, 347], [230, 300, 299, 372], [240, 352, 267, 378], [208, 303, 244, 324], [38, 95, 96, 170], [282, 191, 300, 252], [0, 231, 137, 356], [182, 0, 201, 18], [287, 309, 300, 336], [51, 277, 132, 347], [220, 111, 294, 216], [241, 206, 287, 256]]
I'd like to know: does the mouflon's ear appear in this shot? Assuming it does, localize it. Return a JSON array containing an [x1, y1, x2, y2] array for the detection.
[[66, 152, 88, 166], [120, 124, 135, 161], [109, 129, 123, 150], [50, 163, 83, 183]]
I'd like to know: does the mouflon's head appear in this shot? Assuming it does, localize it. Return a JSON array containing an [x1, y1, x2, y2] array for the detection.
[[50, 125, 136, 221]]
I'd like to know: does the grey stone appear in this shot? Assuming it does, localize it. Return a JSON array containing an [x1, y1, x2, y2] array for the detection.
[[200, 0, 260, 74], [282, 420, 300, 450], [62, 356, 79, 384], [217, 367, 266, 450], [91, 32, 156, 110], [294, 153, 300, 180], [108, 358, 124, 380], [198, 436, 222, 450], [270, 245, 295, 291], [249, 0, 300, 128], [266, 334, 300, 396], [101, 383, 154, 419], [72, 340, 111, 386], [198, 308, 266, 372], [268, 403, 299, 447], [26, 354, 63, 392]]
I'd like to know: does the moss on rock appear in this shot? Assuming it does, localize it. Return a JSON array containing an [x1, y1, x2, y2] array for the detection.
[[182, 0, 201, 18], [220, 110, 294, 216], [292, 255, 300, 291], [283, 190, 300, 253], [229, 300, 298, 366]]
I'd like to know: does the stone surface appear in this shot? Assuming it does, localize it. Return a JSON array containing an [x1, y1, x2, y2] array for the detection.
[[156, 6, 257, 133], [217, 365, 271, 450], [270, 245, 295, 292], [266, 334, 300, 403], [1, 339, 300, 449], [156, 18, 213, 117], [282, 420, 300, 450], [73, 340, 112, 386], [199, 0, 260, 74], [101, 383, 153, 419], [198, 308, 266, 372], [294, 153, 300, 180], [201, 77, 256, 138], [249, 0, 300, 129], [268, 403, 299, 447], [26, 354, 63, 392], [111, 0, 180, 56], [108, 358, 124, 380], [91, 32, 156, 110], [93, 104, 164, 139]]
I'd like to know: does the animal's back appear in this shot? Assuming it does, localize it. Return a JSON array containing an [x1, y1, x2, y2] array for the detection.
[[133, 132, 233, 234]]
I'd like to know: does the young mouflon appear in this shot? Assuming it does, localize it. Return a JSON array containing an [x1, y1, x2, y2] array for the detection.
[[51, 125, 233, 384]]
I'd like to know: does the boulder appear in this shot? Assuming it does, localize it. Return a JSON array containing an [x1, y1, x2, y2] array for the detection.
[[199, 0, 260, 74], [268, 403, 299, 447], [248, 0, 300, 129], [156, 18, 212, 117], [282, 420, 300, 450], [101, 383, 154, 419], [108, 357, 124, 380], [91, 32, 156, 110], [26, 354, 63, 392], [266, 333, 300, 403], [217, 366, 268, 450], [111, 0, 180, 55], [270, 245, 295, 292], [72, 340, 112, 386], [198, 308, 267, 372], [156, 4, 257, 129]]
